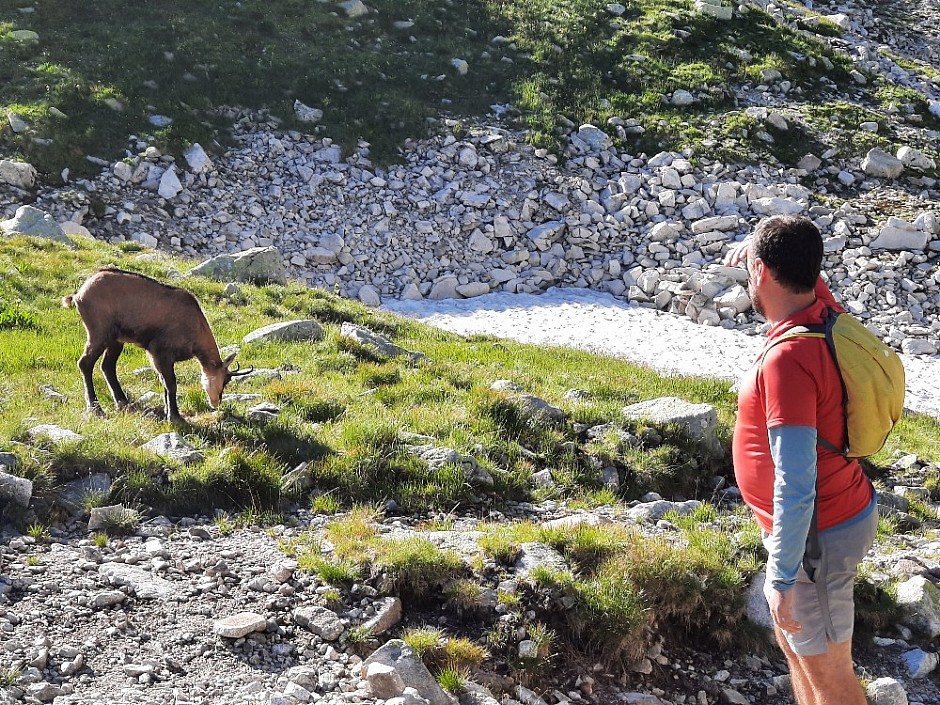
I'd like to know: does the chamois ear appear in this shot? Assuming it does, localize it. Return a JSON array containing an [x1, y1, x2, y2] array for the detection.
[[222, 352, 237, 367]]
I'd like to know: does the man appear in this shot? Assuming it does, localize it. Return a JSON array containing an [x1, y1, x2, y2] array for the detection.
[[728, 215, 877, 705]]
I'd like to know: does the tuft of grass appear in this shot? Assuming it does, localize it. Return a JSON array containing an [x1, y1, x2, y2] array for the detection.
[[310, 493, 341, 515], [96, 507, 141, 535], [92, 532, 109, 548], [374, 536, 465, 601], [402, 626, 445, 660], [26, 522, 49, 540], [0, 667, 22, 687], [437, 664, 469, 695], [214, 514, 236, 536]]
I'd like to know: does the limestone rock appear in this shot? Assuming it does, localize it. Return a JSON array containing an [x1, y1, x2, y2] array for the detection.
[[861, 148, 904, 179], [188, 246, 287, 285], [895, 576, 940, 638], [214, 612, 268, 638], [243, 319, 325, 344], [621, 396, 719, 452], [0, 159, 38, 189], [1, 205, 71, 243], [361, 640, 455, 705]]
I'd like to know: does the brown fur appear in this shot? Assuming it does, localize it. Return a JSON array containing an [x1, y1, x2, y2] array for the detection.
[[64, 268, 250, 420]]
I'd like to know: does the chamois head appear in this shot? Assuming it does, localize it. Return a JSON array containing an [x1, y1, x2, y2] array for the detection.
[[202, 352, 254, 408]]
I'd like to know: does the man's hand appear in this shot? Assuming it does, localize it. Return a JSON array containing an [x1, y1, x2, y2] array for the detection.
[[723, 238, 750, 268], [766, 586, 802, 633]]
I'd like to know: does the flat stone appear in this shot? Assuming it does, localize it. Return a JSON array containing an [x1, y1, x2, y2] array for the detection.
[[214, 612, 268, 638]]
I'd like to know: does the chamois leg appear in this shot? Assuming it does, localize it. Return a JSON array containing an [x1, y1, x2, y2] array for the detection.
[[78, 341, 107, 416], [100, 342, 130, 409], [151, 357, 182, 422]]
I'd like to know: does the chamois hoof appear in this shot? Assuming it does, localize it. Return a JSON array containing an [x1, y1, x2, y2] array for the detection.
[[86, 405, 106, 418]]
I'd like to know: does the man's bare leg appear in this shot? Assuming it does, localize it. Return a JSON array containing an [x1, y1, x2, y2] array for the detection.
[[776, 631, 865, 705], [775, 626, 816, 705]]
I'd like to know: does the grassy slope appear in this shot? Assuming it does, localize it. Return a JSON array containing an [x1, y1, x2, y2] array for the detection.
[[3, 0, 938, 180], [0, 234, 745, 520]]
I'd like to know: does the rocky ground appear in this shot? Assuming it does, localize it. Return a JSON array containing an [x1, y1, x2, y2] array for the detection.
[[2, 0, 940, 703]]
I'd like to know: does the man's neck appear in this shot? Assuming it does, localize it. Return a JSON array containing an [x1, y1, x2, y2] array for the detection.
[[766, 291, 817, 325]]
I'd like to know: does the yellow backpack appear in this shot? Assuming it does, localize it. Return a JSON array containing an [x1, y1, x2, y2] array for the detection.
[[772, 307, 906, 458]]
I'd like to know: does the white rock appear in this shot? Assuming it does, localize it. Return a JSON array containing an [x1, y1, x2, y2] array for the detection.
[[158, 166, 183, 199], [338, 0, 369, 17], [861, 148, 904, 179], [750, 197, 805, 216], [183, 143, 213, 173], [358, 285, 382, 307], [897, 146, 936, 171], [450, 58, 469, 75], [456, 282, 490, 298], [214, 612, 268, 638], [670, 89, 694, 106], [866, 677, 908, 705], [0, 159, 38, 189], [294, 100, 324, 124]]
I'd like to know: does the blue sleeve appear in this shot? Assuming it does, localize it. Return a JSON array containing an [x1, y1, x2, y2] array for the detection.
[[766, 425, 817, 592]]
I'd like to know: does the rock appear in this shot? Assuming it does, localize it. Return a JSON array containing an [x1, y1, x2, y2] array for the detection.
[[621, 396, 719, 452], [293, 606, 345, 641], [98, 563, 175, 599], [340, 322, 427, 360], [902, 648, 938, 678], [243, 319, 325, 344], [214, 612, 268, 638], [895, 576, 940, 638], [871, 219, 929, 251], [866, 677, 908, 705], [27, 424, 84, 444], [514, 542, 569, 578], [670, 89, 694, 106], [450, 58, 469, 76], [183, 143, 213, 173], [140, 433, 204, 464], [861, 149, 904, 179], [366, 662, 406, 699], [897, 146, 936, 171], [0, 159, 37, 188], [188, 246, 288, 285], [158, 166, 183, 199], [363, 597, 403, 635], [456, 282, 490, 298], [293, 100, 324, 124], [1, 205, 71, 243], [339, 0, 369, 17], [361, 640, 455, 705], [0, 471, 32, 507]]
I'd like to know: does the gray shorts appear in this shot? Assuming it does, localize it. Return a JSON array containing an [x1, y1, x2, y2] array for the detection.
[[763, 505, 878, 657]]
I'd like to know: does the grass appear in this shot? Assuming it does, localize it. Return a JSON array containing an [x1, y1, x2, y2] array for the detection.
[[0, 0, 917, 179]]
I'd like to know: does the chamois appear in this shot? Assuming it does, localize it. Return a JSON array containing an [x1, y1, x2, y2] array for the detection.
[[62, 268, 252, 421]]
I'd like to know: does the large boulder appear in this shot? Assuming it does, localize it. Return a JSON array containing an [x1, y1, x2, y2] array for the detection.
[[188, 246, 287, 285], [861, 148, 904, 179], [622, 397, 720, 453], [361, 640, 456, 705], [1, 205, 71, 244], [242, 319, 324, 344], [895, 576, 940, 638]]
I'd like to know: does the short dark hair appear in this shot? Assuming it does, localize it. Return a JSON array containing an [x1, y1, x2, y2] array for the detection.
[[751, 215, 822, 294]]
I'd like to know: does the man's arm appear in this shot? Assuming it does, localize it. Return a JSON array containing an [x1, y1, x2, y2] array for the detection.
[[766, 425, 818, 591]]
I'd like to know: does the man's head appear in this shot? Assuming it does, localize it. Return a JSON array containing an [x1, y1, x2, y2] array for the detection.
[[748, 215, 823, 295]]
